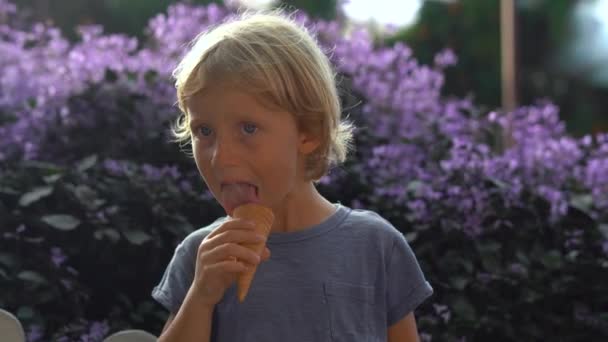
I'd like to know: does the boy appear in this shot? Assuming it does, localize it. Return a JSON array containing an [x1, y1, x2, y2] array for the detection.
[[152, 10, 433, 342]]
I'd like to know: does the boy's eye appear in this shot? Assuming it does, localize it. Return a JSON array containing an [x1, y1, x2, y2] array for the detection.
[[241, 122, 258, 135], [198, 126, 213, 137]]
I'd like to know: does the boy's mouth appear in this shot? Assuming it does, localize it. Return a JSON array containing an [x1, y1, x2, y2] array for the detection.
[[220, 182, 260, 216]]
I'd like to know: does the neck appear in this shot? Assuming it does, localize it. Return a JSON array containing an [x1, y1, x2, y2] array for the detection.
[[269, 181, 336, 233]]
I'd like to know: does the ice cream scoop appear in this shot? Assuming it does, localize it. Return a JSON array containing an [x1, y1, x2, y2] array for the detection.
[[231, 203, 274, 302]]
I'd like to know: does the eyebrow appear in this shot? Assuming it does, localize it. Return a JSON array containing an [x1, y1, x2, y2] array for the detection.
[[188, 114, 207, 129], [187, 108, 206, 118]]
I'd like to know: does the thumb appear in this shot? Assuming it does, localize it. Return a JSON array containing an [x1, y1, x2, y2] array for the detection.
[[261, 247, 271, 261]]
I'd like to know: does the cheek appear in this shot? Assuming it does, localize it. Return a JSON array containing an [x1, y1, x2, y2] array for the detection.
[[259, 143, 300, 186], [192, 143, 211, 177]]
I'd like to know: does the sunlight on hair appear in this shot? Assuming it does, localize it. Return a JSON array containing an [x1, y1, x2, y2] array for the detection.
[[343, 0, 422, 27]]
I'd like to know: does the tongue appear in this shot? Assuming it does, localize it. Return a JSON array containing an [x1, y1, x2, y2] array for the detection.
[[221, 183, 259, 216]]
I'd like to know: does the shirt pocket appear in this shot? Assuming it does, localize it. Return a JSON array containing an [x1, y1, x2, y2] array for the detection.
[[323, 280, 376, 342], [215, 283, 332, 342]]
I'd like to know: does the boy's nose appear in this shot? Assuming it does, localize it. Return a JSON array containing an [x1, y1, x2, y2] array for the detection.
[[211, 136, 239, 167]]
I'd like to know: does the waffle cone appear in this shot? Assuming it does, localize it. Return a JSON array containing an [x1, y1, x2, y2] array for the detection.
[[232, 203, 274, 303]]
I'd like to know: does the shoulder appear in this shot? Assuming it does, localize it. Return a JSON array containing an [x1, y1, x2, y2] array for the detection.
[[342, 205, 405, 241], [177, 216, 229, 255], [339, 205, 409, 252]]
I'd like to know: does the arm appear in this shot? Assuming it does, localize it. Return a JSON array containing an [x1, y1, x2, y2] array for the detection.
[[388, 312, 420, 342], [160, 313, 175, 335], [157, 287, 214, 342]]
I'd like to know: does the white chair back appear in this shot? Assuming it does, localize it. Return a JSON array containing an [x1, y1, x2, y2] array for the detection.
[[0, 308, 25, 342], [103, 329, 157, 342]]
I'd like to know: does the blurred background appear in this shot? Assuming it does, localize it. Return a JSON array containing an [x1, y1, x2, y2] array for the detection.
[[13, 0, 608, 136], [3, 1, 608, 341]]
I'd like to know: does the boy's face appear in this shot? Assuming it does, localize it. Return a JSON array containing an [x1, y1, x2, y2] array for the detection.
[[187, 84, 319, 216]]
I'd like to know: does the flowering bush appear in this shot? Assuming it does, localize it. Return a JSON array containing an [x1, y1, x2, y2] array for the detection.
[[1, 0, 607, 340]]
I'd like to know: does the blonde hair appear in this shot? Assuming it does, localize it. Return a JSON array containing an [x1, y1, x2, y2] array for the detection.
[[171, 9, 354, 181]]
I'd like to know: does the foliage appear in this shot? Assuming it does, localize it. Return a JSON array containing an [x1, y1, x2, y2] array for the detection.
[[389, 0, 608, 136], [12, 0, 222, 40], [1, 0, 608, 340]]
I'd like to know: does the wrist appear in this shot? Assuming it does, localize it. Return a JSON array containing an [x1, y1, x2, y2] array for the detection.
[[187, 283, 219, 310]]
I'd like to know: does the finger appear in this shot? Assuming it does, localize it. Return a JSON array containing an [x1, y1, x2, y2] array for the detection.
[[205, 243, 261, 266], [261, 247, 271, 261], [205, 259, 248, 275], [203, 230, 266, 254], [205, 218, 256, 241]]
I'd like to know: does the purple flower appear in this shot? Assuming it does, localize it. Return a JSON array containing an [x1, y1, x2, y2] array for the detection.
[[141, 163, 182, 181], [103, 159, 132, 176], [420, 333, 433, 342], [433, 303, 451, 323], [51, 247, 67, 268], [1, 0, 606, 240], [509, 263, 528, 277], [81, 320, 109, 341], [434, 49, 458, 68], [141, 163, 163, 181], [61, 278, 73, 290], [26, 324, 43, 342]]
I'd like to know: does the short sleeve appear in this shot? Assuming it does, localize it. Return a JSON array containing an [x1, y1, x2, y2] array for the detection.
[[385, 232, 433, 326], [151, 242, 196, 314]]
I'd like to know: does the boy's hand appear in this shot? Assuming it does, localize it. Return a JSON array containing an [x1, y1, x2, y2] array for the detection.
[[192, 219, 271, 307]]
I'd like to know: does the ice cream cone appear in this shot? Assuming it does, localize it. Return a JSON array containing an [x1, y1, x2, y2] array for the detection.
[[232, 203, 274, 302]]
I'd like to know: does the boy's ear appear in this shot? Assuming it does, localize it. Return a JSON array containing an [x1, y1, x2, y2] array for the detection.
[[298, 131, 320, 155]]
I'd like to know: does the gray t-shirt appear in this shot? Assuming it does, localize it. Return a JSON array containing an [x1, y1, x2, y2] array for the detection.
[[152, 203, 433, 341]]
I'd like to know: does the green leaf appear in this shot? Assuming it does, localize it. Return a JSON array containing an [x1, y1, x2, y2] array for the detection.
[[27, 97, 37, 108], [123, 229, 152, 245], [0, 186, 19, 195], [19, 186, 53, 206], [136, 300, 155, 314], [516, 251, 530, 265], [598, 224, 608, 239], [77, 155, 98, 172], [570, 194, 593, 212], [73, 185, 102, 209], [405, 232, 418, 242], [566, 250, 579, 261], [94, 228, 121, 242], [407, 180, 424, 193], [37, 290, 55, 304], [104, 69, 118, 82], [459, 259, 474, 273], [17, 270, 47, 285], [450, 276, 470, 290], [23, 237, 45, 244], [479, 242, 501, 270], [43, 174, 62, 183], [451, 296, 476, 321], [524, 289, 541, 303], [540, 250, 563, 270], [22, 160, 62, 172], [144, 70, 158, 83], [129, 312, 144, 323], [478, 242, 501, 253], [481, 255, 500, 271], [488, 177, 509, 189], [0, 253, 17, 267], [41, 215, 81, 231], [16, 306, 35, 320], [118, 293, 134, 308]]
